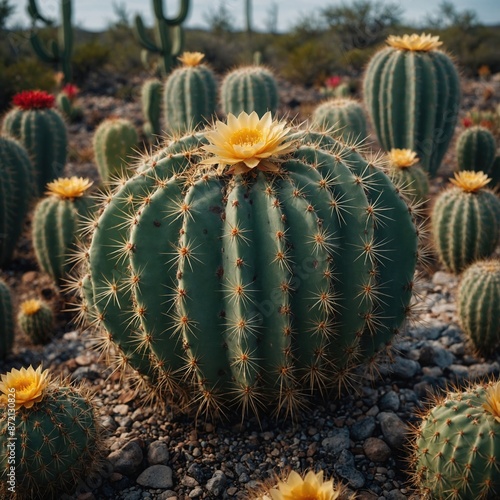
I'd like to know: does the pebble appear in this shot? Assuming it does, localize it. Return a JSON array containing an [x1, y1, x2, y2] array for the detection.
[[206, 471, 227, 495], [136, 465, 174, 489], [334, 449, 366, 488], [378, 412, 408, 450], [379, 391, 400, 412], [350, 416, 376, 441], [321, 428, 350, 455], [148, 441, 170, 465], [108, 441, 144, 475], [363, 437, 392, 463]]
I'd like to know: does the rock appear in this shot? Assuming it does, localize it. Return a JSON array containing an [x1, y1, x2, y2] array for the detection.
[[432, 271, 455, 286], [469, 362, 500, 379], [448, 364, 469, 379], [108, 441, 143, 475], [189, 487, 203, 498], [363, 437, 392, 463], [379, 391, 400, 412], [182, 476, 199, 488], [321, 428, 350, 456], [386, 490, 408, 500], [350, 416, 376, 441], [380, 356, 420, 379], [333, 449, 365, 488], [113, 404, 130, 415], [136, 465, 174, 489], [187, 463, 205, 484], [206, 471, 227, 495], [378, 412, 408, 450], [148, 440, 170, 465]]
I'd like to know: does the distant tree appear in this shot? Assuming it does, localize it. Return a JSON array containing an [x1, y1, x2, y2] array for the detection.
[[265, 2, 278, 34], [0, 0, 15, 30], [426, 1, 478, 31], [111, 1, 131, 29], [206, 1, 234, 34]]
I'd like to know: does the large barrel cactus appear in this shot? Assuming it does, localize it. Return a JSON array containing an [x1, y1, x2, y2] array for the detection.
[[80, 111, 419, 419], [363, 33, 461, 177]]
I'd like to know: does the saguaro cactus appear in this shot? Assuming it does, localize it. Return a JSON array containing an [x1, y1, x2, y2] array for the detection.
[[456, 126, 496, 173], [363, 33, 461, 176], [141, 78, 163, 141], [27, 0, 74, 83], [134, 0, 190, 76], [0, 279, 14, 360]]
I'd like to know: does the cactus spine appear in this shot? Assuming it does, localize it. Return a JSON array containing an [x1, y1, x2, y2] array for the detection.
[[2, 91, 67, 197], [457, 259, 500, 354], [18, 299, 54, 344], [80, 112, 418, 419], [0, 279, 13, 360], [411, 380, 500, 499], [27, 0, 73, 83], [456, 126, 496, 173], [134, 0, 189, 76], [363, 33, 461, 176], [220, 66, 279, 117], [163, 52, 217, 133], [311, 98, 367, 141], [93, 119, 138, 181], [141, 78, 163, 141], [32, 177, 94, 285], [431, 171, 500, 274]]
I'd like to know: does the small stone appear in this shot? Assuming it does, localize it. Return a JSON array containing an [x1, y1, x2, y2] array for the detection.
[[136, 465, 173, 489], [189, 487, 203, 498], [321, 428, 350, 456], [113, 404, 130, 416], [379, 391, 400, 412], [350, 416, 376, 441], [448, 364, 469, 379], [206, 471, 227, 495], [148, 440, 170, 465], [363, 437, 392, 463], [107, 441, 143, 475], [469, 362, 500, 379], [182, 476, 199, 487], [391, 356, 420, 379], [378, 412, 408, 450], [432, 271, 454, 286], [333, 450, 365, 488], [75, 354, 92, 366], [385, 490, 407, 500], [187, 463, 205, 484]]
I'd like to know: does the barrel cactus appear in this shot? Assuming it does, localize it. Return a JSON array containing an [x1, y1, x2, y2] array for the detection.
[[93, 118, 138, 182], [311, 98, 367, 141], [0, 279, 14, 360], [0, 136, 34, 266], [363, 33, 461, 177], [490, 155, 500, 189], [456, 126, 496, 173], [163, 52, 217, 133], [80, 111, 418, 419], [431, 171, 500, 274], [220, 65, 279, 117], [1, 90, 67, 196], [56, 83, 82, 122], [141, 78, 163, 142], [411, 380, 500, 499], [0, 365, 105, 499], [18, 299, 54, 345], [32, 177, 94, 285]]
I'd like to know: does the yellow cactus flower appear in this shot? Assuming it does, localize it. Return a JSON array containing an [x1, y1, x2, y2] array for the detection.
[[202, 111, 295, 175], [449, 171, 491, 193], [483, 382, 500, 423], [20, 299, 42, 316], [388, 149, 419, 168], [46, 176, 93, 200], [0, 365, 50, 410], [387, 33, 443, 52], [177, 51, 205, 67]]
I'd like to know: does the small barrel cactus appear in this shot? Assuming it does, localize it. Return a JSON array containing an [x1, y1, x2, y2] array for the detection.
[[163, 52, 217, 133], [1, 90, 67, 196], [220, 65, 279, 117], [93, 118, 138, 182], [56, 83, 83, 122], [79, 111, 419, 419], [311, 98, 367, 141], [141, 78, 163, 142], [0, 136, 34, 266], [363, 33, 461, 177], [386, 149, 429, 205], [0, 279, 14, 360], [0, 365, 105, 499], [18, 299, 54, 344], [456, 126, 496, 173], [411, 380, 500, 499], [32, 177, 94, 285], [457, 259, 500, 354], [431, 171, 500, 274]]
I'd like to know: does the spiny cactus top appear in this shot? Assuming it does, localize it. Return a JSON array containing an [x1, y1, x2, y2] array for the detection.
[[12, 90, 55, 110]]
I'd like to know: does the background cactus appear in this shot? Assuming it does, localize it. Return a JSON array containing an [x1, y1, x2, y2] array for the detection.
[[93, 118, 138, 182], [2, 91, 67, 197], [490, 155, 500, 188], [32, 177, 94, 285], [311, 98, 367, 141], [163, 52, 217, 133], [0, 279, 14, 360], [457, 259, 500, 354], [220, 66, 279, 117], [456, 126, 496, 173], [80, 113, 418, 419], [363, 33, 461, 177], [56, 83, 82, 122], [411, 380, 500, 499], [431, 171, 500, 274], [18, 299, 54, 345], [0, 135, 34, 266], [141, 78, 163, 142]]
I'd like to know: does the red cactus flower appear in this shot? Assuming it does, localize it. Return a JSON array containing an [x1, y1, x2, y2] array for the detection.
[[12, 90, 55, 110], [325, 76, 342, 88], [462, 117, 473, 128], [62, 83, 79, 100]]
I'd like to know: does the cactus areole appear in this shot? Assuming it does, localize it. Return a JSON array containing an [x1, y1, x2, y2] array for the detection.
[[83, 112, 418, 419]]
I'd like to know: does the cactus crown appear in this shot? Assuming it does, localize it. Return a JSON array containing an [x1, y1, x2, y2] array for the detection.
[[201, 111, 295, 175], [177, 51, 205, 67], [449, 170, 491, 192], [386, 33, 442, 52], [387, 148, 419, 168], [61, 83, 79, 100], [0, 365, 50, 410], [12, 90, 55, 110], [45, 176, 93, 200], [20, 299, 43, 315], [483, 381, 500, 422]]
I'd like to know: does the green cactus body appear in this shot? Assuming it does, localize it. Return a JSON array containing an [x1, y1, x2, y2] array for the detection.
[[83, 118, 418, 418], [93, 118, 138, 182], [141, 78, 163, 141], [431, 172, 500, 274], [457, 260, 500, 354], [0, 136, 34, 266], [363, 34, 461, 177], [0, 279, 13, 360], [18, 300, 54, 344], [163, 58, 217, 133], [56, 92, 82, 122], [412, 382, 500, 499], [311, 98, 367, 141], [456, 126, 496, 173], [489, 156, 500, 189], [2, 92, 67, 197], [220, 66, 279, 117]]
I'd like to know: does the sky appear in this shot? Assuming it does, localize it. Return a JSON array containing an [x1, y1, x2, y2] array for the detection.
[[9, 0, 500, 32]]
